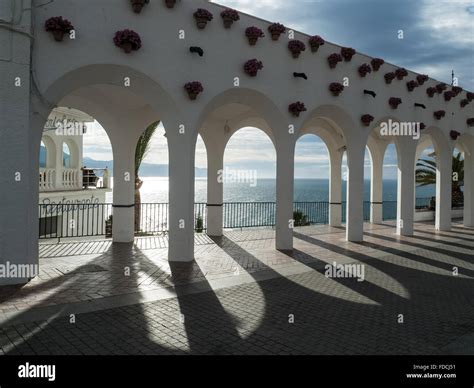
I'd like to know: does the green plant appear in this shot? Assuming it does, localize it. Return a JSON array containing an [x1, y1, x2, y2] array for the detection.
[[293, 210, 310, 227], [195, 214, 204, 233]]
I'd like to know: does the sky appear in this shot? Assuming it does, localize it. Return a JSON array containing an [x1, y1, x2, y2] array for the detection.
[[83, 0, 473, 179]]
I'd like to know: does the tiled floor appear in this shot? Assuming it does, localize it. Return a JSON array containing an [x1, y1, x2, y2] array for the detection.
[[0, 221, 473, 355]]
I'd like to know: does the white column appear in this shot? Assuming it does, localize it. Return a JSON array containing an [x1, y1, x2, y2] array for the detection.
[[112, 139, 136, 243], [463, 144, 474, 227], [370, 151, 383, 224], [329, 148, 342, 226], [436, 150, 452, 231], [397, 149, 416, 235], [168, 136, 195, 262], [346, 145, 365, 242], [276, 140, 295, 250], [206, 144, 224, 236]]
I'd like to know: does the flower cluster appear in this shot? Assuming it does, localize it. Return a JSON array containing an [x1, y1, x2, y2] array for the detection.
[[327, 53, 343, 69], [194, 8, 214, 21], [45, 16, 74, 33], [340, 47, 356, 62], [371, 58, 385, 71], [384, 72, 396, 84], [460, 99, 470, 108], [451, 86, 462, 96], [288, 101, 307, 117], [444, 91, 456, 101], [244, 59, 263, 76], [114, 30, 142, 52], [467, 92, 474, 102], [288, 40, 306, 58], [221, 8, 240, 21], [388, 97, 402, 109], [395, 68, 408, 80], [358, 64, 372, 77], [164, 0, 177, 9], [268, 23, 286, 35], [309, 35, 325, 52], [406, 80, 418, 92], [361, 114, 374, 126], [184, 81, 204, 99], [426, 87, 437, 97], [329, 82, 344, 96], [131, 0, 150, 13], [246, 26, 265, 41], [436, 83, 447, 94], [433, 110, 446, 120], [467, 118, 474, 127], [416, 74, 429, 85], [450, 130, 461, 140]]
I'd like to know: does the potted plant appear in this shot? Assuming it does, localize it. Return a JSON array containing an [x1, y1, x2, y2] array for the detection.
[[420, 122, 426, 130], [164, 0, 177, 8], [45, 16, 74, 42], [221, 8, 239, 28], [340, 47, 356, 62], [361, 114, 374, 126], [130, 0, 149, 13], [460, 99, 469, 108], [293, 210, 310, 227], [467, 92, 474, 102], [184, 81, 204, 100], [451, 86, 462, 96], [384, 72, 396, 84], [433, 110, 446, 120], [389, 97, 402, 109], [309, 35, 325, 52], [245, 26, 265, 45], [467, 118, 474, 127], [105, 215, 113, 238], [327, 53, 343, 69], [329, 82, 344, 96], [406, 80, 418, 92], [195, 214, 204, 233], [194, 8, 213, 29], [244, 59, 263, 77], [288, 102, 307, 117], [444, 91, 456, 101], [436, 83, 447, 94], [450, 130, 461, 140], [395, 68, 408, 80], [268, 23, 286, 40], [114, 29, 142, 53], [288, 40, 306, 58], [358, 64, 372, 77], [426, 87, 437, 97], [371, 58, 385, 71], [416, 74, 429, 85]]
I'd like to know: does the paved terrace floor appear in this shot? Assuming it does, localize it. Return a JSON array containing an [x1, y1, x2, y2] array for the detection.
[[0, 221, 473, 355]]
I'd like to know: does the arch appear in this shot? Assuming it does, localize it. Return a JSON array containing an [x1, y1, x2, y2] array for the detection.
[[62, 139, 79, 169], [40, 135, 56, 169]]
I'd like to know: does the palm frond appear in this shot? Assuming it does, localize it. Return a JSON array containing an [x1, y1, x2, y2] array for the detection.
[[135, 121, 159, 176]]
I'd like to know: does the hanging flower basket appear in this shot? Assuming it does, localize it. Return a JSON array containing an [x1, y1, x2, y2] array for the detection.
[[184, 81, 204, 100], [130, 0, 149, 13], [389, 97, 402, 109], [420, 122, 426, 130], [416, 74, 429, 85], [444, 91, 456, 101], [406, 80, 418, 92], [244, 59, 263, 77], [395, 68, 408, 80], [451, 86, 462, 96], [450, 130, 461, 140], [361, 114, 374, 126], [114, 29, 142, 53], [426, 87, 437, 97], [268, 23, 286, 41], [327, 53, 343, 69], [436, 83, 447, 94], [467, 118, 474, 127], [433, 110, 446, 120], [221, 9, 239, 29], [340, 47, 356, 62], [358, 64, 372, 78], [460, 99, 469, 108], [45, 16, 74, 42], [371, 58, 384, 71], [384, 72, 396, 84], [288, 102, 307, 117], [245, 26, 265, 45], [194, 8, 213, 29], [288, 40, 306, 58], [467, 92, 474, 102], [164, 0, 177, 9], [309, 35, 325, 52], [329, 82, 344, 96]]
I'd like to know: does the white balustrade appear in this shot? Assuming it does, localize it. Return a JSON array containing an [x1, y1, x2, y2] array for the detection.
[[39, 168, 56, 191]]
